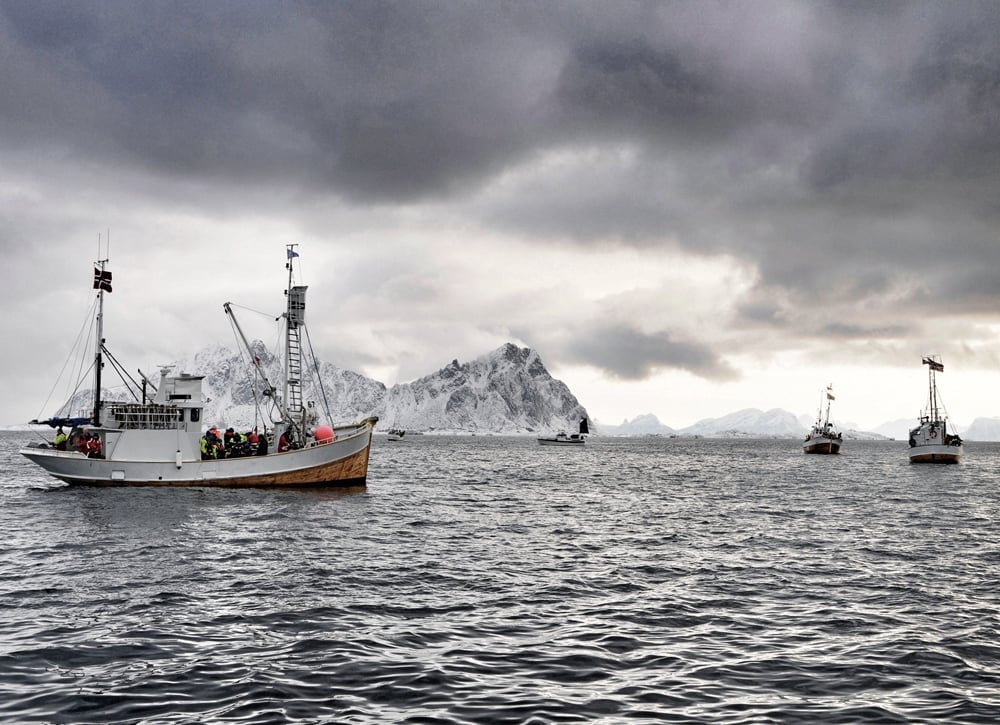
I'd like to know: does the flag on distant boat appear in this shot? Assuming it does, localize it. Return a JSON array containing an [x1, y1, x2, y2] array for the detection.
[[93, 268, 112, 293], [922, 357, 944, 372], [827, 391, 835, 400], [287, 248, 299, 259]]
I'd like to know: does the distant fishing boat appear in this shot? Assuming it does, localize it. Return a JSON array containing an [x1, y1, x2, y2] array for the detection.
[[537, 417, 589, 446], [21, 245, 378, 487], [387, 428, 406, 441], [803, 384, 842, 454], [908, 356, 962, 464]]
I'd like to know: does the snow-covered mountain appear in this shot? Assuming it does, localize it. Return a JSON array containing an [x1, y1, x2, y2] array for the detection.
[[679, 408, 806, 438], [374, 343, 588, 434], [599, 413, 677, 437], [673, 409, 891, 440], [172, 340, 387, 430], [963, 417, 1000, 441], [56, 342, 588, 435], [870, 418, 912, 440]]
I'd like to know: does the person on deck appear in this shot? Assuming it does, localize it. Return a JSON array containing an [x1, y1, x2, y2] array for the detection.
[[209, 426, 224, 458], [200, 433, 214, 460], [212, 432, 226, 459], [76, 433, 90, 455], [53, 427, 67, 451], [256, 430, 268, 456], [228, 430, 249, 457], [86, 434, 102, 459], [278, 432, 290, 453]]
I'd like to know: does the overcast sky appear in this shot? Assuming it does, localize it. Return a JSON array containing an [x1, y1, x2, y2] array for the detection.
[[2, 1, 999, 431]]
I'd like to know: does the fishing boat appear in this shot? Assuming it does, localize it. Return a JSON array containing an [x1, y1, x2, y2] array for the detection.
[[537, 418, 589, 446], [387, 429, 406, 441], [908, 356, 962, 464], [20, 245, 378, 487], [803, 384, 842, 454]]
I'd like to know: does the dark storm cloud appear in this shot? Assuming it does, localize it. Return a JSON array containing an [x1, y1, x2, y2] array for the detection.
[[567, 325, 737, 382], [0, 1, 561, 201], [2, 0, 1000, 392], [555, 41, 736, 140], [5, 1, 997, 216], [804, 6, 1000, 191]]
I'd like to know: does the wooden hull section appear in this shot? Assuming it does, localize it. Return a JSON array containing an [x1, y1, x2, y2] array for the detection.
[[803, 438, 841, 454], [21, 420, 376, 487], [909, 444, 962, 464]]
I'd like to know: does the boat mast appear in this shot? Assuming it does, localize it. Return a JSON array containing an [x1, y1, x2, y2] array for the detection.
[[922, 355, 944, 423], [823, 384, 832, 428], [284, 244, 307, 443], [223, 302, 285, 416], [929, 363, 938, 422], [93, 258, 108, 426]]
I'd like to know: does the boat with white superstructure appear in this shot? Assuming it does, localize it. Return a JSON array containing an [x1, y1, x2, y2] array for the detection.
[[21, 245, 377, 487], [907, 356, 962, 464], [803, 384, 842, 454]]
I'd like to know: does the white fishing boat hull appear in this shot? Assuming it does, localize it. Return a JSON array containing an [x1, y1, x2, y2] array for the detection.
[[803, 435, 841, 454], [908, 420, 962, 464], [21, 419, 377, 487], [908, 443, 962, 464]]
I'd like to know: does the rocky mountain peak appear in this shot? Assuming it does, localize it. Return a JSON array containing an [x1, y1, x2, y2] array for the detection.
[[66, 341, 590, 435]]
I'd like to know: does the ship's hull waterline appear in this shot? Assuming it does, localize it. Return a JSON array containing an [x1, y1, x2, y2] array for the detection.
[[803, 437, 841, 454], [908, 442, 962, 464], [21, 420, 376, 488]]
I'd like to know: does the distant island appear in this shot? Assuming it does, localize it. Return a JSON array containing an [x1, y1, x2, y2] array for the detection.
[[599, 411, 1000, 442], [598, 409, 889, 440]]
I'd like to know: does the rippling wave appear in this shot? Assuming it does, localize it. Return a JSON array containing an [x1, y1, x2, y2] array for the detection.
[[2, 433, 1000, 722]]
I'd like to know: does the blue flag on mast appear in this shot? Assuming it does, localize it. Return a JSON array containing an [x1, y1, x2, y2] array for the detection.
[[287, 248, 299, 259]]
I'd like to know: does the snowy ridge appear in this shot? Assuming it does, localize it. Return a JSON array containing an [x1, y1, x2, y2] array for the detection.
[[600, 409, 890, 440], [55, 342, 587, 435], [960, 418, 1000, 442], [374, 343, 588, 434], [599, 414, 677, 436], [679, 408, 807, 438], [172, 340, 386, 430]]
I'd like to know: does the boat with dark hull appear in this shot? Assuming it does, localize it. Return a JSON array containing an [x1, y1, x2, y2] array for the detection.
[[537, 418, 589, 446], [803, 384, 842, 454], [908, 356, 962, 464], [21, 245, 377, 487]]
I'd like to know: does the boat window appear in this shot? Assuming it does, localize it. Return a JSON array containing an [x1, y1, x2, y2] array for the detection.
[[191, 408, 201, 422], [109, 403, 186, 430]]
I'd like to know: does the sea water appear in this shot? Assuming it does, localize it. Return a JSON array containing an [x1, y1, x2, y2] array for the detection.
[[1, 431, 999, 723]]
